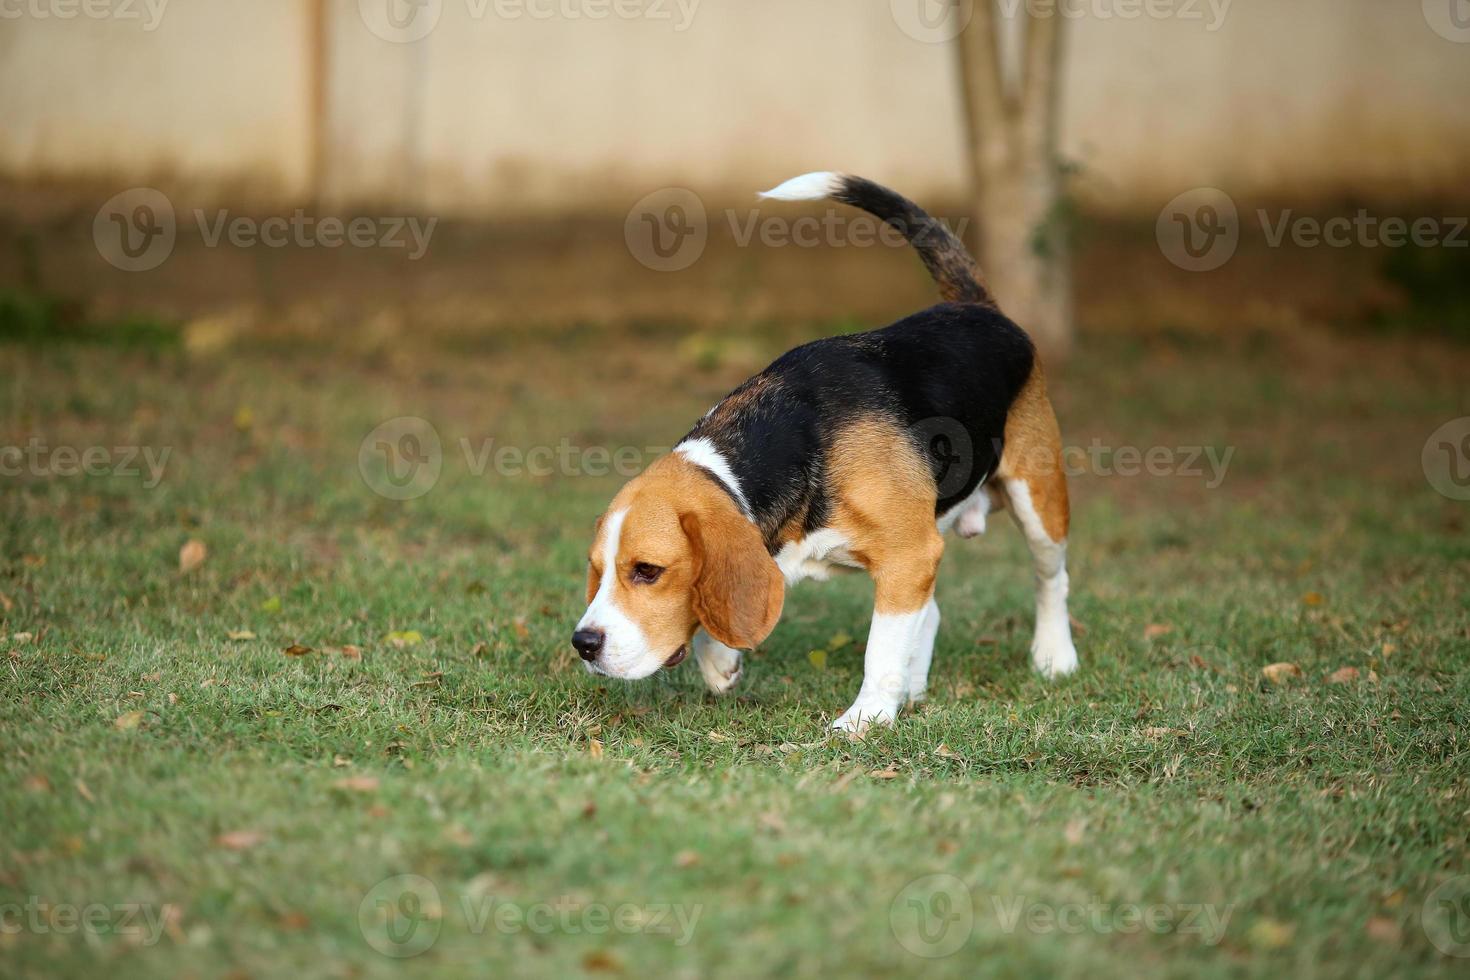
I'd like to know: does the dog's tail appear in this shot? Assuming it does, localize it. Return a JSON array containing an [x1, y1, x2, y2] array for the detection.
[[758, 172, 992, 307]]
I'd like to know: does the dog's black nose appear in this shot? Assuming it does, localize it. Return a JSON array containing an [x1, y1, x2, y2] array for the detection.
[[572, 629, 605, 661]]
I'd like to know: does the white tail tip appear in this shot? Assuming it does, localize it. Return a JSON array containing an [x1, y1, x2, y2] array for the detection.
[[757, 171, 843, 202]]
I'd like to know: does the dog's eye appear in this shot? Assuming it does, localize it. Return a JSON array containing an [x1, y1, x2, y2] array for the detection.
[[631, 562, 664, 584]]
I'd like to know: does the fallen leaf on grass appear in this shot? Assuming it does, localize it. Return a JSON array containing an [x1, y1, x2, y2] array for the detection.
[[214, 830, 265, 851], [1143, 623, 1173, 639], [512, 618, 530, 640], [384, 630, 423, 648], [935, 743, 960, 760], [259, 596, 282, 614], [226, 630, 256, 641], [807, 649, 827, 670], [827, 631, 853, 650], [178, 539, 207, 574], [23, 773, 50, 793], [870, 768, 900, 780], [283, 644, 314, 657], [673, 851, 700, 868], [1302, 592, 1324, 607], [277, 911, 310, 931], [339, 644, 362, 659], [1247, 918, 1295, 950], [581, 951, 622, 973], [588, 738, 603, 760], [1326, 666, 1360, 685], [114, 711, 144, 731], [1365, 916, 1401, 944], [0, 591, 13, 612], [74, 779, 95, 802], [1261, 662, 1303, 684], [333, 776, 380, 793]]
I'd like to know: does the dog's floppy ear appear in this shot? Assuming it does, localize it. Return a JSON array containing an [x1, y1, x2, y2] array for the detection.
[[680, 507, 784, 650]]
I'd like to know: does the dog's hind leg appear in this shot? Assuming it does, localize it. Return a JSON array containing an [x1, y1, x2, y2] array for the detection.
[[997, 365, 1079, 679]]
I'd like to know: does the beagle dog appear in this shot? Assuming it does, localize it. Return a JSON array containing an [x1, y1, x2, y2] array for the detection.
[[574, 173, 1078, 732]]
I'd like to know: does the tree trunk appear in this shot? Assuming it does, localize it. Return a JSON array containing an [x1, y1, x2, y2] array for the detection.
[[956, 2, 1073, 357]]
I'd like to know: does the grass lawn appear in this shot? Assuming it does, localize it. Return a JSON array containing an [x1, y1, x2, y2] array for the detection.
[[2, 314, 1468, 978]]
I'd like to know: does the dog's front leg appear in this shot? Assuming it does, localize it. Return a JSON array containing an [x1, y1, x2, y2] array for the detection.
[[694, 629, 743, 694], [832, 535, 944, 734]]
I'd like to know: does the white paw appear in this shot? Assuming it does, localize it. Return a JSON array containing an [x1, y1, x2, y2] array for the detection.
[[831, 700, 899, 734], [699, 659, 742, 695], [905, 686, 928, 706], [1032, 634, 1079, 680]]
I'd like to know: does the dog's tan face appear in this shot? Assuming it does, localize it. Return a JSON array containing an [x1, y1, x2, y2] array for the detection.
[[572, 455, 783, 679]]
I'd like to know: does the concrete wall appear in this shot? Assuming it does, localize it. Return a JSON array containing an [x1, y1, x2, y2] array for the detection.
[[2, 0, 1468, 214]]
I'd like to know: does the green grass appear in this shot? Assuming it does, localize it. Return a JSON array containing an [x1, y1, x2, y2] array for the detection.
[[2, 317, 1469, 978]]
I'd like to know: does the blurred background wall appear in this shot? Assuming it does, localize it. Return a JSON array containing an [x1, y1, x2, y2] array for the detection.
[[3, 0, 1468, 216]]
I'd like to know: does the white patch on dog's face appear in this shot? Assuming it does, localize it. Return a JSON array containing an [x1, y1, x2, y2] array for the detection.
[[576, 505, 694, 679]]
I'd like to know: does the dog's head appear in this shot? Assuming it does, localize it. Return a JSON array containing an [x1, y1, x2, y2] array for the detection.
[[572, 455, 783, 679]]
